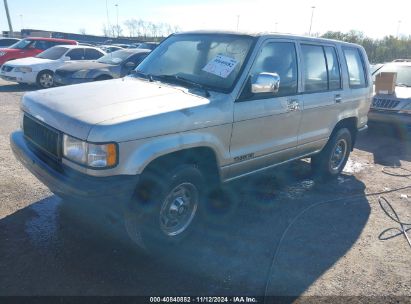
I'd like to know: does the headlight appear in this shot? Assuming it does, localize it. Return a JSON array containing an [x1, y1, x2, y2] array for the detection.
[[72, 70, 89, 78], [0, 51, 6, 56], [63, 134, 117, 168], [14, 67, 32, 73]]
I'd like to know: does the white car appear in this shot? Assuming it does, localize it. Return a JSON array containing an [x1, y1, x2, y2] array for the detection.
[[0, 45, 106, 88]]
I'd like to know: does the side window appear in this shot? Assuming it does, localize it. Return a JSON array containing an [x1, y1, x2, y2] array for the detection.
[[324, 46, 341, 90], [66, 49, 85, 60], [32, 40, 49, 50], [301, 44, 328, 92], [85, 49, 104, 60], [343, 48, 367, 88], [248, 42, 298, 97]]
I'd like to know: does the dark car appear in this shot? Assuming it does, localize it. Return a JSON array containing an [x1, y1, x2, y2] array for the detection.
[[54, 48, 150, 85], [0, 38, 20, 48], [128, 42, 159, 50]]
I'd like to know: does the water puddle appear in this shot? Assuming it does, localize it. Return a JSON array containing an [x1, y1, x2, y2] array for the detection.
[[280, 179, 315, 200], [25, 196, 62, 250]]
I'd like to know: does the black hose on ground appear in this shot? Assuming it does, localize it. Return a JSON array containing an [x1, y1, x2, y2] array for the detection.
[[264, 166, 411, 299]]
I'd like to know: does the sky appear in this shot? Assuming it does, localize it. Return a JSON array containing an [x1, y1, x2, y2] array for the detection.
[[1, 0, 410, 39]]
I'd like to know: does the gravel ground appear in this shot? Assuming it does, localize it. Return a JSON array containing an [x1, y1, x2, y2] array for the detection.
[[0, 79, 410, 298]]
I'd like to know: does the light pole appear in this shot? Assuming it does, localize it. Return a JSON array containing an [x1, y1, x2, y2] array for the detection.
[[397, 20, 401, 38], [236, 15, 240, 31], [115, 3, 119, 34], [3, 0, 14, 37], [19, 14, 23, 30], [309, 6, 315, 36], [105, 0, 111, 37]]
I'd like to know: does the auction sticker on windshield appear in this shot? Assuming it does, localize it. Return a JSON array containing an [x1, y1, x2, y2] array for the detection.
[[202, 54, 238, 78]]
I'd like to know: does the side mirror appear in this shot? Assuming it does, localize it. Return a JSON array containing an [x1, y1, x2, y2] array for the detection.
[[125, 61, 136, 68], [251, 72, 280, 94], [62, 56, 71, 61]]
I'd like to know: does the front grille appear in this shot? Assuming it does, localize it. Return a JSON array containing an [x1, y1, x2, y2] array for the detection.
[[23, 115, 60, 158], [1, 65, 13, 72], [372, 98, 400, 109]]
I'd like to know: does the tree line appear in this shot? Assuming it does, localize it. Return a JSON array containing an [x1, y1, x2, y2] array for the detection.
[[321, 30, 411, 63], [101, 18, 181, 41]]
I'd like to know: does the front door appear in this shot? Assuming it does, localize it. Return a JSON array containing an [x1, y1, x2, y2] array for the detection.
[[228, 40, 302, 179]]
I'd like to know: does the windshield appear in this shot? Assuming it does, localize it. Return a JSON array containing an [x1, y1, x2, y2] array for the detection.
[[373, 64, 411, 87], [36, 46, 68, 60], [97, 50, 131, 64], [8, 39, 33, 49], [135, 34, 255, 92]]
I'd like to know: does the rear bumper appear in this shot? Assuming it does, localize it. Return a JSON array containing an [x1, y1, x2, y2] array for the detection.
[[368, 109, 411, 125], [10, 131, 139, 203]]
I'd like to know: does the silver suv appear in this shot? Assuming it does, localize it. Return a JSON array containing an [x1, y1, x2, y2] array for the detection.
[[10, 32, 372, 251]]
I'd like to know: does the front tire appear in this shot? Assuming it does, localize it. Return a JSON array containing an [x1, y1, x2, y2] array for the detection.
[[36, 71, 54, 89], [124, 164, 205, 253], [311, 128, 352, 179]]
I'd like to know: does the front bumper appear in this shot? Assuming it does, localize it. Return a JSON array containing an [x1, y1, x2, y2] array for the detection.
[[0, 70, 37, 84], [368, 109, 411, 125], [10, 131, 139, 203]]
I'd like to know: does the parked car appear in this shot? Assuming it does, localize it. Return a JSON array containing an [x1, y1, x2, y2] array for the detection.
[[54, 48, 150, 85], [368, 61, 411, 126], [0, 45, 105, 88], [0, 37, 78, 66], [0, 38, 21, 48], [10, 32, 372, 252], [99, 45, 124, 53], [128, 42, 159, 50], [137, 42, 159, 50]]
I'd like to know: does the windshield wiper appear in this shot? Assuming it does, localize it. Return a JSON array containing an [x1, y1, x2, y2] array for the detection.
[[152, 74, 210, 97], [132, 71, 154, 82]]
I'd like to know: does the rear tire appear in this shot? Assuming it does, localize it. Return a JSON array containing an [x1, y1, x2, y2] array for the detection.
[[124, 164, 205, 253], [311, 128, 352, 179]]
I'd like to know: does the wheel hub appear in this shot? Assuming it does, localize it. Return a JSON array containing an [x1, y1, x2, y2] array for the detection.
[[331, 139, 347, 171], [160, 183, 199, 236]]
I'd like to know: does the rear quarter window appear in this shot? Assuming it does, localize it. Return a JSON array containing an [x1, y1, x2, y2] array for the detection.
[[343, 47, 367, 88]]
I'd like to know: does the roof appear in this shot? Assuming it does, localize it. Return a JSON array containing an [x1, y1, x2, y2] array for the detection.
[[175, 30, 363, 47], [115, 48, 151, 54], [24, 37, 77, 43], [384, 61, 411, 67], [52, 44, 103, 50]]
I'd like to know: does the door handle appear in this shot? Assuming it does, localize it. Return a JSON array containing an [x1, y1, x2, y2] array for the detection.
[[287, 99, 300, 111], [335, 94, 342, 103]]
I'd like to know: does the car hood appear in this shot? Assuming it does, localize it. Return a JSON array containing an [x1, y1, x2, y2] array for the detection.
[[5, 56, 55, 67], [57, 61, 114, 72], [22, 77, 214, 141], [0, 48, 20, 53]]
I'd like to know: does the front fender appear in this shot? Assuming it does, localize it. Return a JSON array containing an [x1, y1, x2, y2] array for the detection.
[[119, 127, 232, 175]]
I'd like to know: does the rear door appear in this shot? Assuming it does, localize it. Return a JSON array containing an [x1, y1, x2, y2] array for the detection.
[[66, 48, 86, 60], [229, 39, 302, 178], [297, 42, 344, 155]]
